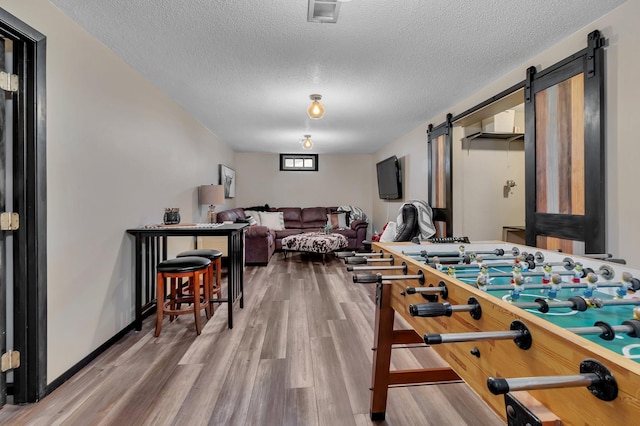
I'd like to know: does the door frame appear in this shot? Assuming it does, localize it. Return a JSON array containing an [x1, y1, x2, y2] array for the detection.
[[0, 8, 47, 403]]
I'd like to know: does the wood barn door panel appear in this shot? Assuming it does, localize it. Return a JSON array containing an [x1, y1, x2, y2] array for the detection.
[[431, 134, 447, 209], [536, 235, 585, 255], [535, 74, 585, 215]]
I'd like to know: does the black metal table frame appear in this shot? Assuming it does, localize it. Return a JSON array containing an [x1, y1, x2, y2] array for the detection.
[[126, 223, 247, 330]]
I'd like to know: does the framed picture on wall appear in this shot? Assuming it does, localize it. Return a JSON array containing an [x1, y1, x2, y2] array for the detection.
[[219, 165, 236, 198]]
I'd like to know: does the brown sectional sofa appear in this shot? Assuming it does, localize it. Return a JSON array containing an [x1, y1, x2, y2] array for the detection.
[[216, 206, 368, 265]]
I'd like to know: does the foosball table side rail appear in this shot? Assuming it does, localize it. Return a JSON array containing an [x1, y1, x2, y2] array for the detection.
[[367, 242, 640, 424]]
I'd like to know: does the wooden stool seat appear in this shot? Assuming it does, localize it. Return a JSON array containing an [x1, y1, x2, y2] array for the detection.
[[177, 249, 223, 313], [155, 256, 211, 337]]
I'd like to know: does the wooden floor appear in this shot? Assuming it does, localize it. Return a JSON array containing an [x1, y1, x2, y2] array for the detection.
[[0, 253, 503, 425]]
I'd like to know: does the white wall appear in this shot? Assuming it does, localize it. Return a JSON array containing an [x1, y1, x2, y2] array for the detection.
[[457, 134, 526, 241], [372, 124, 431, 234], [0, 0, 236, 381], [235, 153, 373, 225], [373, 1, 640, 266]]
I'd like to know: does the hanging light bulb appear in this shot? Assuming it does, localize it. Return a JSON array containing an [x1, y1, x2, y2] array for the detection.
[[302, 134, 313, 150], [307, 94, 325, 119]]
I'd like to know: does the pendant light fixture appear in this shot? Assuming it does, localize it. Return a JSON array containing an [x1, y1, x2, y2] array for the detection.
[[301, 134, 313, 150], [307, 94, 325, 119]]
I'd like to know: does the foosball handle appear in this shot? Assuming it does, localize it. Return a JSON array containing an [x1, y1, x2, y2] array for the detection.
[[487, 377, 510, 395], [409, 302, 452, 318], [352, 274, 380, 284]]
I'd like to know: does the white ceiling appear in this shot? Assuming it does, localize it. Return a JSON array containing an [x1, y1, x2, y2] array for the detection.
[[49, 0, 625, 154]]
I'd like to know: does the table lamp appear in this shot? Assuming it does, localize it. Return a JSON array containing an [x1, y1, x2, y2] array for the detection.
[[199, 184, 225, 223]]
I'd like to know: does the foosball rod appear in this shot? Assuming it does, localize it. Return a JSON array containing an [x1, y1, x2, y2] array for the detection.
[[513, 296, 640, 313], [344, 256, 394, 265], [476, 280, 636, 292], [336, 251, 381, 258], [352, 270, 424, 284], [423, 320, 531, 349], [346, 264, 407, 272], [453, 269, 585, 279], [566, 319, 640, 340], [402, 246, 518, 259], [403, 252, 472, 264], [487, 359, 618, 401]]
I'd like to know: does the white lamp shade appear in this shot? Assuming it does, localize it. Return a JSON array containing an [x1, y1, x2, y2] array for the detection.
[[199, 184, 225, 206]]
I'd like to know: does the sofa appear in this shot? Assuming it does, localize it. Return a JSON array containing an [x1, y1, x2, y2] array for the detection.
[[216, 206, 368, 265]]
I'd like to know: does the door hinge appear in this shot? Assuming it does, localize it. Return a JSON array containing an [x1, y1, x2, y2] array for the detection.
[[0, 71, 18, 92], [1, 351, 20, 372], [0, 212, 19, 230]]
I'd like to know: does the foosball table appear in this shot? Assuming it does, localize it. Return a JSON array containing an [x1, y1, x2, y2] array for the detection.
[[342, 242, 640, 425]]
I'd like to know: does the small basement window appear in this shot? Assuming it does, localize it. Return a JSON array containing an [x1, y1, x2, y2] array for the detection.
[[280, 154, 318, 171]]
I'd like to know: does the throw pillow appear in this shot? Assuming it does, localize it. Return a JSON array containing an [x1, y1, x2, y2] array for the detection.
[[327, 212, 348, 229], [259, 211, 285, 231], [243, 210, 262, 226], [246, 215, 258, 226], [379, 221, 397, 242], [332, 210, 351, 225]]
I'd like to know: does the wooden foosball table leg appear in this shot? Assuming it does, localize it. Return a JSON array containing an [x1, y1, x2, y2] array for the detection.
[[369, 282, 462, 421], [370, 283, 395, 420]]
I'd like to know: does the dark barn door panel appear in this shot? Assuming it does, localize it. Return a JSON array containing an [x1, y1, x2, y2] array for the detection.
[[524, 30, 605, 254]]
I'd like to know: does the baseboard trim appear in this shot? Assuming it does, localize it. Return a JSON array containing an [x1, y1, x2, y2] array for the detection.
[[43, 321, 136, 397]]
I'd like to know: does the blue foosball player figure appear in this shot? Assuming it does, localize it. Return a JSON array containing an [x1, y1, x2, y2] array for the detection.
[[583, 272, 598, 298], [510, 275, 525, 301], [616, 271, 634, 299], [546, 273, 563, 299]]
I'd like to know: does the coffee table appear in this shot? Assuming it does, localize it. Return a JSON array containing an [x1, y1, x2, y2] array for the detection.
[[281, 232, 348, 263]]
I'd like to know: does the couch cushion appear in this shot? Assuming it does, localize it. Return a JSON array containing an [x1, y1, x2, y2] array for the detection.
[[259, 211, 285, 230], [301, 207, 329, 229], [216, 208, 245, 223], [277, 207, 303, 229], [243, 210, 262, 226]]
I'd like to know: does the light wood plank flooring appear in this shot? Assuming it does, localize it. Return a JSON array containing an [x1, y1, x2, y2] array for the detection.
[[0, 253, 503, 425]]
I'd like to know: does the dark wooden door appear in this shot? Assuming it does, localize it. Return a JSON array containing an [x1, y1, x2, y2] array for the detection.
[[524, 30, 605, 254]]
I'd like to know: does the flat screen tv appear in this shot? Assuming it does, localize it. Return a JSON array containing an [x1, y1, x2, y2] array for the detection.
[[376, 155, 402, 200]]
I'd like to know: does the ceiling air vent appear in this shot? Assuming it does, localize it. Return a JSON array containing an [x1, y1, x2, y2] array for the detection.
[[307, 0, 343, 24]]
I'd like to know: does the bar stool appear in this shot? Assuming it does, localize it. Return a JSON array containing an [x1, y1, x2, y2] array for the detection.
[[177, 249, 223, 313], [155, 256, 211, 337]]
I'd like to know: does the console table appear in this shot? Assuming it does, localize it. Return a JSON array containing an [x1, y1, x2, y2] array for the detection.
[[126, 223, 247, 331]]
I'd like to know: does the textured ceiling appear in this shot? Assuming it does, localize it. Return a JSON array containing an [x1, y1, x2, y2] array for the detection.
[[49, 0, 625, 154]]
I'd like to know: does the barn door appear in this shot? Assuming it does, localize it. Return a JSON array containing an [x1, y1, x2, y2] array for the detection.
[[427, 114, 453, 237], [524, 30, 605, 254]]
